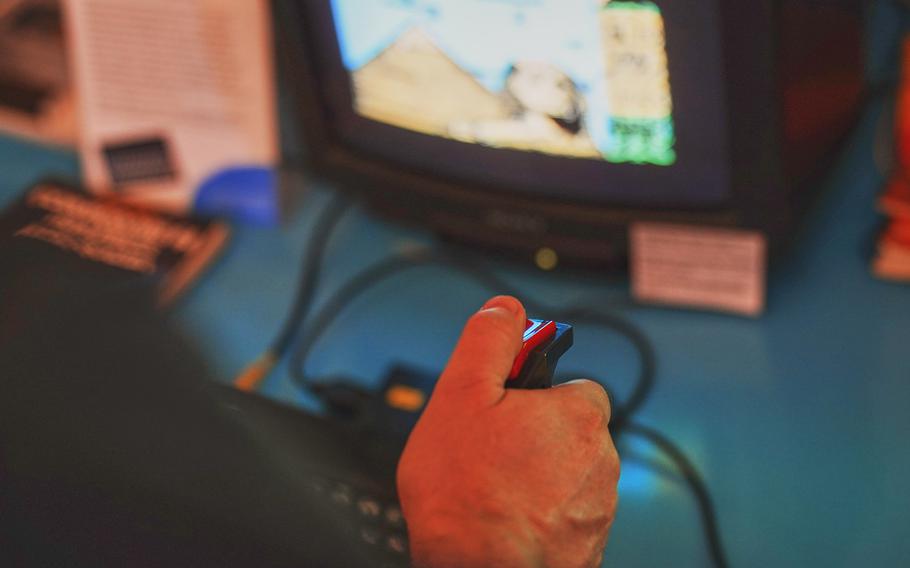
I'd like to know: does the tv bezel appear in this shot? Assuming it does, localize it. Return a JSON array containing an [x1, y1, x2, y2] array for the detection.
[[274, 0, 858, 268]]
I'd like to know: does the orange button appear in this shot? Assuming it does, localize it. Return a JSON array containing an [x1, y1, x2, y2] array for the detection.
[[385, 384, 426, 412]]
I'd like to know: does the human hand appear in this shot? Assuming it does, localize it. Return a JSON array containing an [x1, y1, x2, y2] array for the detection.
[[397, 296, 619, 568]]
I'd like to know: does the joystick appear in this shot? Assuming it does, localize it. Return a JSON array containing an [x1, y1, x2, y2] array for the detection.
[[507, 319, 574, 389]]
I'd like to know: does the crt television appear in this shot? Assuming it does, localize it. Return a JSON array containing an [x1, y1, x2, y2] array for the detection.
[[277, 0, 865, 268]]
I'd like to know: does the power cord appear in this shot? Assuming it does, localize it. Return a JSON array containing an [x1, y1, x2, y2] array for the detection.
[[234, 192, 353, 391], [285, 246, 655, 425], [624, 422, 731, 568]]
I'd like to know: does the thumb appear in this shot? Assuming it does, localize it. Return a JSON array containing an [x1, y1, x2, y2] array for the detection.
[[435, 296, 527, 406]]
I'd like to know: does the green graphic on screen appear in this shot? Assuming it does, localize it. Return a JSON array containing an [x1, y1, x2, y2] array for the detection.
[[600, 1, 675, 165], [331, 0, 677, 166]]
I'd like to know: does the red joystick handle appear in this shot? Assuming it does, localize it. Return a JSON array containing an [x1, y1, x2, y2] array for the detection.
[[508, 319, 557, 380]]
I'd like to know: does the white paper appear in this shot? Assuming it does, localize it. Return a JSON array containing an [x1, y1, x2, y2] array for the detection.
[[631, 223, 767, 317], [64, 0, 277, 213]]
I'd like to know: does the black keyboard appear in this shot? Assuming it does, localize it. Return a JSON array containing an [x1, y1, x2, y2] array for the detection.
[[213, 383, 413, 567], [307, 473, 410, 567]]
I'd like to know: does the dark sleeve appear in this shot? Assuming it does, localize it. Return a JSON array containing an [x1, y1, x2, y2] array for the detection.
[[0, 257, 374, 567]]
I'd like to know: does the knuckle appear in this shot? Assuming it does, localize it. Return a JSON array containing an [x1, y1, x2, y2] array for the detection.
[[563, 382, 610, 420], [564, 395, 609, 435], [577, 379, 611, 404], [602, 440, 621, 477]]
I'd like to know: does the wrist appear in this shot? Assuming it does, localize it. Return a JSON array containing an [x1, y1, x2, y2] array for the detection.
[[408, 513, 543, 568]]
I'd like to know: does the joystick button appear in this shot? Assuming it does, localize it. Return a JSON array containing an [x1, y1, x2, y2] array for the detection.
[[508, 319, 557, 380]]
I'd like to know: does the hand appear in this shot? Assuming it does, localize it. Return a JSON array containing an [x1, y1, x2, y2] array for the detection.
[[397, 296, 619, 568]]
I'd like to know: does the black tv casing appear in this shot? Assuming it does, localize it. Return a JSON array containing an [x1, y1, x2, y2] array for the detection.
[[276, 0, 865, 269]]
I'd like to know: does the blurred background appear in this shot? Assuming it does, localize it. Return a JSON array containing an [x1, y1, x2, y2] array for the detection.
[[1, 1, 909, 567]]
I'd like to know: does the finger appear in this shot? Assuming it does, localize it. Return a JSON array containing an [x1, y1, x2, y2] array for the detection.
[[434, 296, 527, 406], [553, 379, 613, 424]]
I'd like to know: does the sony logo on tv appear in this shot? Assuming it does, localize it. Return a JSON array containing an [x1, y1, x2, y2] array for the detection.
[[482, 209, 548, 234]]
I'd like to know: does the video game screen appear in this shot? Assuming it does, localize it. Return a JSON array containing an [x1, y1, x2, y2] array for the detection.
[[330, 0, 677, 166]]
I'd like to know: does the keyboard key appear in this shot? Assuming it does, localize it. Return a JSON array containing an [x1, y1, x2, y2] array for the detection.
[[386, 534, 407, 554], [360, 527, 381, 546], [330, 483, 353, 506], [357, 498, 382, 518], [384, 505, 403, 527]]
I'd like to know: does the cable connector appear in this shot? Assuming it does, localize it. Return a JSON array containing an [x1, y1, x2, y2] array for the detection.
[[234, 352, 279, 392]]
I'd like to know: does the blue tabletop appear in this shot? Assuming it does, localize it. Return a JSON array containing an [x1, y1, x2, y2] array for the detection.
[[3, 9, 910, 566]]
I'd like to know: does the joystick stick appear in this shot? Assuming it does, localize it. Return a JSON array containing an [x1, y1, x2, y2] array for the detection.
[[507, 319, 574, 389]]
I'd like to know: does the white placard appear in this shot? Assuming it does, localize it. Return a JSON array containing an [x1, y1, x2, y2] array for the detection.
[[631, 223, 767, 317]]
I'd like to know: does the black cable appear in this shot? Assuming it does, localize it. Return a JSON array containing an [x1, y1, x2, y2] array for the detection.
[[234, 192, 353, 390], [287, 247, 655, 422], [623, 422, 730, 568], [547, 307, 656, 429], [272, 193, 353, 356], [288, 248, 508, 395]]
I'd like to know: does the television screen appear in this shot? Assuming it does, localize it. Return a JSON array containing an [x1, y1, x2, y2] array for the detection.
[[304, 0, 732, 207], [283, 0, 864, 266], [332, 0, 676, 166]]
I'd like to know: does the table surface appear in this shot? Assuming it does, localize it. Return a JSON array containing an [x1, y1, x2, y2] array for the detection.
[[3, 11, 910, 567]]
